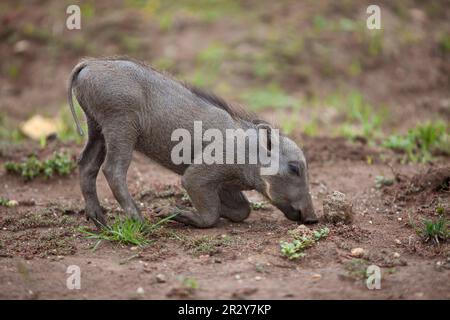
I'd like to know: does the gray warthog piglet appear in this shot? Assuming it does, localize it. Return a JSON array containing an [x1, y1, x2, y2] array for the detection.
[[68, 57, 318, 228]]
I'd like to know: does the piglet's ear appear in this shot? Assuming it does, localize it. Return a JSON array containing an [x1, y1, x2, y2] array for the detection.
[[256, 122, 273, 152]]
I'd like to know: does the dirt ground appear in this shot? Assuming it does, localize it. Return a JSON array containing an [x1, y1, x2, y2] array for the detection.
[[0, 138, 449, 299], [0, 1, 449, 299]]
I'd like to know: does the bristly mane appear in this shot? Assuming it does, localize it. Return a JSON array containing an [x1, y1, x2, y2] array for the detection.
[[186, 85, 256, 123]]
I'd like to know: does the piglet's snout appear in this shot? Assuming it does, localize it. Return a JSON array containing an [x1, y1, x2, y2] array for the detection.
[[293, 197, 318, 224]]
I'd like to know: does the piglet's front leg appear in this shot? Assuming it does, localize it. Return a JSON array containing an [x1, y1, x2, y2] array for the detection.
[[155, 164, 222, 228]]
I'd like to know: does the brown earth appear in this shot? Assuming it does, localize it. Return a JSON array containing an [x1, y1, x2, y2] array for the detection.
[[0, 138, 449, 299]]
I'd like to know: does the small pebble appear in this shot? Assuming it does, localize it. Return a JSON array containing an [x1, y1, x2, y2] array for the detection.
[[350, 248, 366, 258], [7, 200, 18, 207], [136, 287, 145, 294], [155, 273, 166, 283], [311, 273, 322, 280], [14, 40, 30, 54], [322, 191, 354, 224]]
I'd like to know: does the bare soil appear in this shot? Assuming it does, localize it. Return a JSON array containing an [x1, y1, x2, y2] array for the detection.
[[0, 138, 449, 299]]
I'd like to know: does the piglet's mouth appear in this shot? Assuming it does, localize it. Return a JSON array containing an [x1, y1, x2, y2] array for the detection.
[[299, 210, 319, 225], [276, 203, 315, 224], [276, 203, 319, 224]]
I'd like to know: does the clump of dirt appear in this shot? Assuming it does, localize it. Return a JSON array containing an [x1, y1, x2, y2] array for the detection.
[[386, 166, 450, 198], [322, 191, 354, 224], [409, 167, 450, 193], [383, 166, 450, 212], [166, 286, 195, 299], [288, 224, 314, 238]]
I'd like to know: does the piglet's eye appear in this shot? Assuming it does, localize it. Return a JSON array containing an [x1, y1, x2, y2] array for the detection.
[[288, 162, 300, 176]]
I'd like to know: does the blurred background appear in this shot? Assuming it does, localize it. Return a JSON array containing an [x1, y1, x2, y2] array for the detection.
[[0, 0, 449, 159]]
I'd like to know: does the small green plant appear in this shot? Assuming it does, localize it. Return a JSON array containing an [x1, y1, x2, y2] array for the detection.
[[188, 43, 227, 87], [312, 15, 329, 32], [312, 227, 330, 240], [0, 198, 18, 207], [7, 63, 20, 79], [438, 32, 450, 53], [419, 216, 449, 245], [338, 18, 357, 32], [5, 155, 43, 180], [367, 30, 383, 57], [80, 3, 95, 18], [280, 227, 329, 260], [387, 267, 396, 275], [5, 152, 76, 181], [383, 121, 449, 163], [169, 276, 199, 297], [242, 85, 300, 111], [250, 201, 267, 210], [43, 152, 76, 177], [317, 90, 386, 142], [348, 60, 362, 77], [79, 218, 151, 247], [375, 175, 394, 189], [0, 114, 24, 143], [280, 238, 313, 260], [338, 91, 385, 141], [303, 118, 319, 137], [280, 115, 297, 135], [182, 277, 199, 290], [78, 213, 177, 249], [435, 205, 445, 215]]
